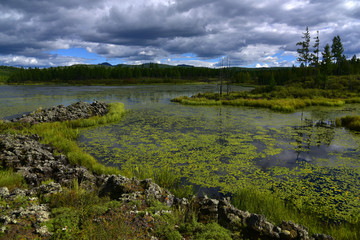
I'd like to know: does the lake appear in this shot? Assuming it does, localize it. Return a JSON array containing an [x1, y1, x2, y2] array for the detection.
[[1, 84, 360, 223]]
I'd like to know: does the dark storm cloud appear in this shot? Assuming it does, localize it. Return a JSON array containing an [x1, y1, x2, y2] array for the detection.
[[0, 0, 360, 67]]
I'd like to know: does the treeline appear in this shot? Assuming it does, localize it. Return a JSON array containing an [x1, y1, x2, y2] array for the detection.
[[5, 58, 360, 88], [7, 64, 220, 84], [3, 64, 313, 85]]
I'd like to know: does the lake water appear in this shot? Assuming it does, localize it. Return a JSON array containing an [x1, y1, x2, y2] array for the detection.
[[1, 84, 360, 222]]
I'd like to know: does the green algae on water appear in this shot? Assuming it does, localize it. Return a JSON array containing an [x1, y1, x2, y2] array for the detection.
[[79, 105, 360, 224]]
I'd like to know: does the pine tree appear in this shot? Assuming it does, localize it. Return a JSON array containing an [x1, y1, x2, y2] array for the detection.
[[321, 44, 332, 74], [320, 44, 332, 89], [311, 31, 320, 68], [331, 35, 345, 75], [296, 26, 311, 83]]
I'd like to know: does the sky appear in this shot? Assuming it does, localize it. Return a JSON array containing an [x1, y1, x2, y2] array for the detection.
[[1, 0, 360, 68]]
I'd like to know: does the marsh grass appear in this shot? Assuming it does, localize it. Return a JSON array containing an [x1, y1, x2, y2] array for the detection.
[[0, 169, 27, 190], [172, 87, 360, 112], [232, 187, 360, 240], [336, 115, 360, 131]]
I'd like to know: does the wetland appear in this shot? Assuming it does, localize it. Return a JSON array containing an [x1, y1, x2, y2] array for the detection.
[[1, 84, 360, 227]]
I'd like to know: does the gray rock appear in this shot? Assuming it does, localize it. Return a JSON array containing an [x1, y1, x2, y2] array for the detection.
[[0, 226, 7, 233], [36, 182, 62, 195], [312, 233, 335, 240], [196, 195, 219, 223], [36, 225, 52, 237], [142, 178, 164, 201], [0, 215, 11, 225], [0, 187, 10, 198], [9, 188, 26, 199], [279, 221, 310, 240], [10, 101, 109, 124], [99, 175, 133, 199]]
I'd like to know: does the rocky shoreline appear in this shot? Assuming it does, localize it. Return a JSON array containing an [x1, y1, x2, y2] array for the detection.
[[0, 102, 334, 239], [7, 101, 109, 124]]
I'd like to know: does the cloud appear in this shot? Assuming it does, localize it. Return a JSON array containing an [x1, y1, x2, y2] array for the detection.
[[0, 0, 359, 67]]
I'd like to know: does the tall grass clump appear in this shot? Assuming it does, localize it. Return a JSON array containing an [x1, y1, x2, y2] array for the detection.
[[232, 187, 360, 239], [16, 102, 126, 175], [0, 169, 27, 190], [336, 115, 360, 131], [122, 164, 194, 198]]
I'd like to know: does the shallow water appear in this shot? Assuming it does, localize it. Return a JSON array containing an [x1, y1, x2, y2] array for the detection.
[[1, 84, 360, 221]]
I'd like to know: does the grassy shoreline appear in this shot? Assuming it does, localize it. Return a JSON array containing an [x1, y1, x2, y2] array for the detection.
[[1, 102, 126, 175]]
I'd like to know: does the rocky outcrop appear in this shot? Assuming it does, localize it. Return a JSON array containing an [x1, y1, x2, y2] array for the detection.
[[0, 184, 60, 237], [192, 196, 334, 240], [0, 134, 96, 189], [9, 101, 108, 124]]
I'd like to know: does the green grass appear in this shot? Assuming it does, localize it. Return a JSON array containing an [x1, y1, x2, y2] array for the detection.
[[172, 87, 359, 112], [0, 169, 27, 190], [232, 187, 360, 240], [173, 95, 346, 112], [122, 164, 194, 198]]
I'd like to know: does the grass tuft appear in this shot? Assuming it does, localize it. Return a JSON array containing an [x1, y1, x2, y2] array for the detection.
[[0, 169, 27, 190]]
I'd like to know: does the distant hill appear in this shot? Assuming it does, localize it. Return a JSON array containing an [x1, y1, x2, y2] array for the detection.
[[98, 62, 113, 66], [177, 64, 194, 67]]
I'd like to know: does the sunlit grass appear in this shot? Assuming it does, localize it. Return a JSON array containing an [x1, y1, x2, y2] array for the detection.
[[172, 86, 360, 112], [0, 169, 27, 190], [173, 95, 347, 112]]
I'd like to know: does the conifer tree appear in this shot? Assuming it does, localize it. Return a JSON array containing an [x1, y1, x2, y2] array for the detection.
[[321, 44, 332, 74], [296, 26, 311, 83], [331, 35, 345, 74], [311, 31, 320, 68]]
